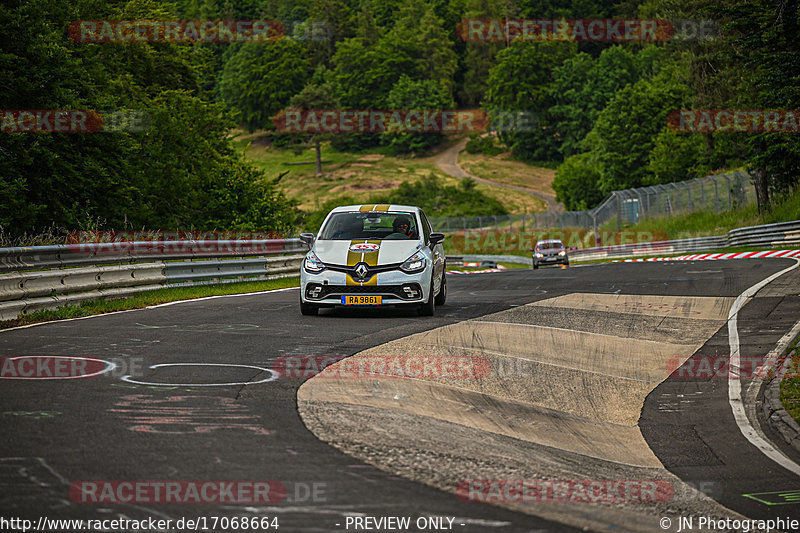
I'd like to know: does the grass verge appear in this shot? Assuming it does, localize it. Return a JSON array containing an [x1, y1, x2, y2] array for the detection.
[[605, 186, 800, 239], [0, 277, 300, 330], [459, 151, 556, 201], [234, 134, 545, 216], [779, 333, 800, 424]]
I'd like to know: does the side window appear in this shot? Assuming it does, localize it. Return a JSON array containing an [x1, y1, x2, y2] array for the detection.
[[419, 211, 432, 244]]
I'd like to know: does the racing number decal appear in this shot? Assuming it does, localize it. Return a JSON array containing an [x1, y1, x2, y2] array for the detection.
[[347, 240, 380, 285]]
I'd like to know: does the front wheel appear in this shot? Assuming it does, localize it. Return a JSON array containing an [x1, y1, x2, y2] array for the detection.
[[434, 270, 447, 306], [300, 302, 319, 316], [418, 275, 435, 316], [532, 262, 539, 270]]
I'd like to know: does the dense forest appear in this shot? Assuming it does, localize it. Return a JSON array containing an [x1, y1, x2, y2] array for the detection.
[[1, 0, 798, 236]]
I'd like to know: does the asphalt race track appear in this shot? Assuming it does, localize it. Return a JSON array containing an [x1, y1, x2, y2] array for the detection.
[[1, 259, 799, 532]]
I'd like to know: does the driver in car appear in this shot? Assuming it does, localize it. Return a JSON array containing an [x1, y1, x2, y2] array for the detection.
[[388, 215, 414, 239]]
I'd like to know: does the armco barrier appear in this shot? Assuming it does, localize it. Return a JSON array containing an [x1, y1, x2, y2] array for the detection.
[[446, 220, 799, 266], [727, 220, 800, 248], [0, 239, 306, 272], [570, 221, 799, 263], [1, 221, 797, 321], [0, 263, 166, 302], [0, 239, 306, 321]]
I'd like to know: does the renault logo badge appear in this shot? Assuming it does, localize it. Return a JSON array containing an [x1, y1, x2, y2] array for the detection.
[[354, 263, 369, 279]]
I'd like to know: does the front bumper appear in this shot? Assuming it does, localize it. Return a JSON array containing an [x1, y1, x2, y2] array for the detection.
[[300, 267, 432, 306], [533, 254, 569, 266]]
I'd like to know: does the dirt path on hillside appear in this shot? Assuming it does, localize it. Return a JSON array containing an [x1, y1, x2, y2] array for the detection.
[[434, 138, 563, 212]]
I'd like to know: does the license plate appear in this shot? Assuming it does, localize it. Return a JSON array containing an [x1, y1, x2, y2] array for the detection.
[[342, 295, 382, 305]]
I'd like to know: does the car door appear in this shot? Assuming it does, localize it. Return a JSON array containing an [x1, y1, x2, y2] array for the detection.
[[419, 210, 444, 289]]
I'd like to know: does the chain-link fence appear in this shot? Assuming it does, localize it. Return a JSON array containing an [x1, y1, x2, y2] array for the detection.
[[429, 170, 754, 232]]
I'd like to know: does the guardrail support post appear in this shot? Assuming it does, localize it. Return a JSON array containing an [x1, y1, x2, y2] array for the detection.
[[722, 174, 732, 210], [713, 177, 719, 212]]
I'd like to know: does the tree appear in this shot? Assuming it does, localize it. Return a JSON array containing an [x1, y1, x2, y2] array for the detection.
[[384, 76, 455, 154], [647, 128, 710, 185], [382, 3, 458, 94], [552, 152, 605, 210], [649, 0, 800, 211], [218, 39, 310, 131], [549, 46, 652, 158], [375, 174, 508, 217], [328, 2, 458, 151], [0, 0, 298, 236], [583, 62, 691, 193], [484, 40, 577, 162], [289, 82, 340, 174], [458, 0, 506, 106]]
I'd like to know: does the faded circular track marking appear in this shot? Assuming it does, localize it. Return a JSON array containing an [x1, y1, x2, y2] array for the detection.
[[120, 362, 278, 387]]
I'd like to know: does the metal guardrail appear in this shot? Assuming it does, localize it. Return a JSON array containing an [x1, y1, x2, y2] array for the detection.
[[447, 220, 800, 265], [447, 254, 532, 266], [569, 236, 728, 262], [0, 239, 306, 272], [1, 220, 797, 321], [0, 240, 306, 321], [555, 221, 799, 262], [728, 221, 800, 248]]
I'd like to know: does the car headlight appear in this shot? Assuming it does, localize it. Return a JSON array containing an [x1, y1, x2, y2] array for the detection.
[[304, 251, 325, 273], [400, 251, 427, 273], [534, 252, 543, 258], [558, 250, 566, 256]]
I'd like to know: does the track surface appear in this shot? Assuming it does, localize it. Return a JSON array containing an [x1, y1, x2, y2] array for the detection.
[[1, 260, 799, 531]]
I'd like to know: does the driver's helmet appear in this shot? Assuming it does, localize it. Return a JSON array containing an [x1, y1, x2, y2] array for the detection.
[[392, 215, 412, 234]]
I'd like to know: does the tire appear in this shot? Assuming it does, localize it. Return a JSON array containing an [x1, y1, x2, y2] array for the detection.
[[564, 260, 570, 266], [418, 275, 435, 316], [532, 262, 539, 270], [300, 302, 319, 316], [434, 270, 447, 306]]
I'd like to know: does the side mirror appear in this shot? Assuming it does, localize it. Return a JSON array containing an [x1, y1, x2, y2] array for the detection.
[[429, 232, 445, 245], [299, 233, 315, 247]]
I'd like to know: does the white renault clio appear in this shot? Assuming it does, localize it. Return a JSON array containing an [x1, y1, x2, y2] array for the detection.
[[299, 205, 446, 316]]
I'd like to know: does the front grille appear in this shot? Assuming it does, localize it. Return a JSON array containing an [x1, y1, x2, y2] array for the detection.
[[324, 262, 402, 283], [306, 283, 421, 301]]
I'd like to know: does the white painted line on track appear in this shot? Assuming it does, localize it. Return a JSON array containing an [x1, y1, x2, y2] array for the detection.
[[727, 257, 800, 476], [0, 287, 299, 333], [144, 287, 297, 309], [120, 362, 279, 387]]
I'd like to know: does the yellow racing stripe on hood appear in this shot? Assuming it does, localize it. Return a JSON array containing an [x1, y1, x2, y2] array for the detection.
[[346, 240, 381, 285]]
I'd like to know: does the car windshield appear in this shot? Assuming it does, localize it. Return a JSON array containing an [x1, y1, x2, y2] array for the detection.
[[537, 240, 564, 250], [319, 212, 418, 240]]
